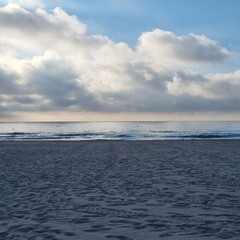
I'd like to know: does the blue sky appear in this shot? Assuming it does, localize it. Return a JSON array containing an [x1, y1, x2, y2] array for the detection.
[[1, 0, 240, 121], [45, 0, 240, 50]]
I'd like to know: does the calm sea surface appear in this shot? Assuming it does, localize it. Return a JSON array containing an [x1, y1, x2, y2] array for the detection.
[[0, 121, 240, 140]]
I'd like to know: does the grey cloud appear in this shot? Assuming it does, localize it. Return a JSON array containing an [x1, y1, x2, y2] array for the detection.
[[11, 96, 37, 104], [126, 62, 171, 89], [25, 56, 101, 111], [0, 101, 29, 117], [208, 78, 240, 99], [171, 34, 229, 63], [93, 68, 240, 113], [175, 70, 208, 83], [172, 95, 240, 112], [1, 60, 240, 116], [0, 68, 20, 94], [0, 106, 13, 117]]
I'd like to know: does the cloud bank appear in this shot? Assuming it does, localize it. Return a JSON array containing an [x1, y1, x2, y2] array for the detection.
[[0, 3, 239, 119]]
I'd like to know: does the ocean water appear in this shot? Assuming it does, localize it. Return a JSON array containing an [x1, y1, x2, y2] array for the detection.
[[0, 121, 240, 141]]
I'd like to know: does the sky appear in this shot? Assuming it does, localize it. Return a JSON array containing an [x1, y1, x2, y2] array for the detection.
[[0, 0, 240, 121]]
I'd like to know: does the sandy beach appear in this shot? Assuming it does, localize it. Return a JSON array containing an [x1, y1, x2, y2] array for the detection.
[[0, 140, 240, 240]]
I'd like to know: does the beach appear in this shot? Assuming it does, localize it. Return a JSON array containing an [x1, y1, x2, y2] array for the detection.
[[0, 140, 240, 240]]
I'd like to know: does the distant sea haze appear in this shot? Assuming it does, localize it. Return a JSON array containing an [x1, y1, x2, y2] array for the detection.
[[0, 121, 240, 141]]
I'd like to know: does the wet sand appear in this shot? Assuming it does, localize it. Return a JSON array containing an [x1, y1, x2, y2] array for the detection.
[[0, 140, 240, 240]]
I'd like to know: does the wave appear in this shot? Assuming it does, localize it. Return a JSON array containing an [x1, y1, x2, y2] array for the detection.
[[167, 132, 240, 139], [150, 130, 177, 133], [0, 132, 134, 140], [1, 131, 240, 141], [9, 132, 27, 135]]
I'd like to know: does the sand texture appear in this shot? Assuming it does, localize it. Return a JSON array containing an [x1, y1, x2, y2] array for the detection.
[[0, 140, 240, 240]]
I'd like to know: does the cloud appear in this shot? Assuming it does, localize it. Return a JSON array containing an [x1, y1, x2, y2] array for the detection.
[[0, 67, 20, 94], [0, 3, 86, 51], [1, 0, 43, 9], [207, 70, 240, 99], [137, 29, 229, 67], [25, 51, 100, 111], [0, 3, 239, 119]]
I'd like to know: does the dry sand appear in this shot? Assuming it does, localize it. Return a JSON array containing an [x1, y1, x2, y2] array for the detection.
[[0, 140, 240, 240]]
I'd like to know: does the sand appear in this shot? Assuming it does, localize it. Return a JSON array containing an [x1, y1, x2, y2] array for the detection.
[[0, 140, 240, 240]]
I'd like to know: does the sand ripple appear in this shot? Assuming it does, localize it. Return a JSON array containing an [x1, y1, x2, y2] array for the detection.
[[0, 141, 240, 239]]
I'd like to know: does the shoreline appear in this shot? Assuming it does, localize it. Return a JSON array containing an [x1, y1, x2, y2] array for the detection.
[[1, 138, 240, 142]]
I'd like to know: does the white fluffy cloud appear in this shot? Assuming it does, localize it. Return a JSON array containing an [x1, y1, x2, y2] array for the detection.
[[1, 0, 42, 8], [0, 3, 239, 119], [0, 3, 86, 51], [137, 29, 229, 68]]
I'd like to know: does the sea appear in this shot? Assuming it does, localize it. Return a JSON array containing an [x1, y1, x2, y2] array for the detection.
[[0, 121, 240, 141]]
